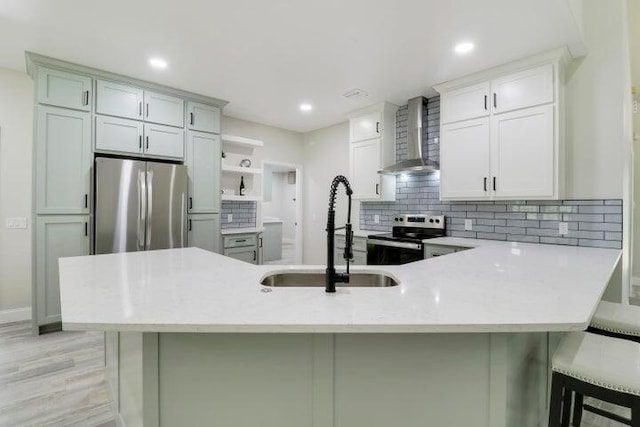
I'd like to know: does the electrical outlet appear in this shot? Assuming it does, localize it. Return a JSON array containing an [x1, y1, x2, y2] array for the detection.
[[558, 222, 569, 235], [6, 217, 27, 229], [374, 214, 380, 224], [227, 214, 233, 223], [464, 219, 473, 231]]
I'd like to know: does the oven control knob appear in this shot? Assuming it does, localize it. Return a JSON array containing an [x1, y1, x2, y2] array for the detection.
[[394, 217, 399, 222], [435, 219, 440, 223], [429, 218, 434, 223]]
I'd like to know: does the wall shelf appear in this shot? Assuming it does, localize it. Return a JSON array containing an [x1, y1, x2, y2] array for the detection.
[[221, 134, 264, 148], [221, 195, 262, 202], [221, 165, 263, 175]]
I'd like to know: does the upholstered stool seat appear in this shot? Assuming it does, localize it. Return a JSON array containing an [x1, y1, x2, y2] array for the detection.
[[548, 331, 640, 427], [589, 301, 640, 342]]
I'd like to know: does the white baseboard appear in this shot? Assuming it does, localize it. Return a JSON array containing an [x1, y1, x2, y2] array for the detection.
[[632, 277, 640, 287], [0, 306, 31, 324], [283, 238, 296, 245]]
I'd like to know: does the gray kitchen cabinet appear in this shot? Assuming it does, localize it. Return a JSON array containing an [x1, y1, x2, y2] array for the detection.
[[144, 123, 184, 159], [335, 234, 367, 265], [36, 106, 91, 214], [223, 233, 260, 264], [186, 131, 220, 213], [95, 115, 144, 155], [187, 101, 221, 134], [37, 67, 92, 111], [96, 79, 144, 120], [36, 215, 90, 327], [188, 214, 221, 253], [144, 91, 184, 128]]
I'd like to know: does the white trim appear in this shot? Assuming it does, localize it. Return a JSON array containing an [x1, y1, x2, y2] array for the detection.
[[282, 238, 296, 245], [0, 307, 32, 324], [631, 277, 640, 287]]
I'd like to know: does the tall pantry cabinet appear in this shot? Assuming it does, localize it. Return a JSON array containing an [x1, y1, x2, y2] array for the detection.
[[27, 53, 227, 333]]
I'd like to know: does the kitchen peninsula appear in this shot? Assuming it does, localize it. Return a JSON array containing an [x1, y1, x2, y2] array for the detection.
[[58, 240, 620, 427]]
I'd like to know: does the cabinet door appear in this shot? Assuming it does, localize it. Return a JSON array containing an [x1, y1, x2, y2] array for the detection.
[[144, 91, 184, 127], [440, 81, 490, 124], [187, 101, 221, 134], [36, 215, 90, 326], [491, 64, 553, 114], [37, 67, 92, 111], [350, 112, 382, 142], [440, 118, 491, 200], [95, 115, 144, 155], [186, 131, 220, 213], [96, 80, 144, 120], [144, 123, 184, 159], [188, 214, 220, 253], [491, 105, 554, 198], [350, 139, 381, 200], [36, 106, 91, 214], [224, 246, 258, 264]]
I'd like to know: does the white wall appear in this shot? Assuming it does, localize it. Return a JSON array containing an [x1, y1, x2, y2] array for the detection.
[[302, 122, 359, 265], [0, 68, 33, 314], [628, 0, 640, 282], [262, 171, 296, 240]]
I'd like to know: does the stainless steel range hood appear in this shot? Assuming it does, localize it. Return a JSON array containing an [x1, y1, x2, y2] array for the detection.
[[378, 96, 439, 175]]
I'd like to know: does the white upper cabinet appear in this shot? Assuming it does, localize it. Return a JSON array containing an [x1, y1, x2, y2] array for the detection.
[[441, 81, 490, 124], [36, 106, 92, 214], [144, 91, 184, 128], [144, 123, 184, 159], [37, 67, 92, 111], [350, 111, 382, 142], [95, 115, 144, 155], [434, 48, 569, 200], [96, 80, 144, 120], [188, 101, 221, 134], [491, 64, 554, 114]]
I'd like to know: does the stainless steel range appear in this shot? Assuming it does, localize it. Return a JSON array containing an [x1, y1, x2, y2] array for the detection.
[[367, 214, 446, 265]]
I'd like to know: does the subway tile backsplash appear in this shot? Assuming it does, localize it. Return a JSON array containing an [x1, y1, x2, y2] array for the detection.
[[221, 201, 257, 229], [360, 95, 623, 249]]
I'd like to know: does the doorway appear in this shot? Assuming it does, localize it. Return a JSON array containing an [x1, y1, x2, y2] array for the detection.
[[261, 161, 303, 264]]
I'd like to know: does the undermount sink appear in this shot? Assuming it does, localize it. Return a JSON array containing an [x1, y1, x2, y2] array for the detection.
[[260, 271, 399, 287]]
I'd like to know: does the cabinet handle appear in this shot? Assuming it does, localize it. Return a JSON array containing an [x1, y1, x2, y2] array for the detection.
[[84, 194, 88, 209], [493, 177, 497, 191], [190, 112, 194, 125], [236, 239, 247, 243], [139, 135, 142, 150], [484, 95, 488, 111], [493, 93, 497, 109], [483, 177, 487, 192], [376, 122, 380, 133], [139, 102, 143, 117], [146, 103, 149, 117], [259, 237, 263, 248], [146, 135, 149, 150], [84, 222, 88, 237], [83, 90, 89, 106], [189, 197, 193, 209], [188, 219, 192, 231], [253, 250, 257, 261], [375, 183, 379, 195]]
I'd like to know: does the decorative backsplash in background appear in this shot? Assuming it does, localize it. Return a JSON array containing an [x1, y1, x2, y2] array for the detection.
[[221, 201, 257, 229], [360, 96, 623, 249]]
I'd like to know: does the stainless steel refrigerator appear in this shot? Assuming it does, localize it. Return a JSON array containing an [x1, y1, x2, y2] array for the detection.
[[95, 157, 188, 254]]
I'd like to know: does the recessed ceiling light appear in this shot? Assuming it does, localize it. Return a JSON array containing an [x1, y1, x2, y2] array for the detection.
[[149, 58, 168, 69], [454, 42, 475, 55], [299, 103, 313, 112]]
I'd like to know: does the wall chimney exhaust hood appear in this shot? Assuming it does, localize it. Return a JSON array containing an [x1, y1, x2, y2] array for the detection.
[[378, 96, 439, 175]]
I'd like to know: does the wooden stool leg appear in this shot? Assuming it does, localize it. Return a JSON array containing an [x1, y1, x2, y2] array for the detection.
[[632, 397, 640, 427], [561, 388, 572, 427], [549, 373, 564, 427], [573, 393, 583, 427]]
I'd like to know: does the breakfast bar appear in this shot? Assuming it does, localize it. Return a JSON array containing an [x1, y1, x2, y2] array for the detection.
[[58, 240, 621, 427]]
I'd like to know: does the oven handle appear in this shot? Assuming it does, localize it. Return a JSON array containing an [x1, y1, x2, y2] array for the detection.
[[368, 239, 423, 250]]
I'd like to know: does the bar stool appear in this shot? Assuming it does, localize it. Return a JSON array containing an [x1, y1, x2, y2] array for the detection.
[[548, 331, 640, 427]]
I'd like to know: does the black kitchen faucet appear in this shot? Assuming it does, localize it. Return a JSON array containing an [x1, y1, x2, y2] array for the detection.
[[325, 175, 353, 293]]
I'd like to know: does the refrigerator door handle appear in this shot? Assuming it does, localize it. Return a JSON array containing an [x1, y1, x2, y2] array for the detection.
[[146, 170, 154, 249], [138, 171, 146, 250]]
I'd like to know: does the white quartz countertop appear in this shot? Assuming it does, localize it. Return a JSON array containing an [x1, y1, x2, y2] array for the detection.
[[59, 239, 621, 333], [221, 227, 264, 235]]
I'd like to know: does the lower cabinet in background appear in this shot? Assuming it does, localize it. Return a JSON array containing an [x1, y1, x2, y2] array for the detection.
[[335, 234, 367, 265], [223, 232, 263, 265], [188, 214, 221, 253], [35, 215, 90, 329]]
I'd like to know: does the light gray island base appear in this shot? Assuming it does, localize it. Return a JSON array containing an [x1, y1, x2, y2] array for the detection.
[[107, 331, 547, 427]]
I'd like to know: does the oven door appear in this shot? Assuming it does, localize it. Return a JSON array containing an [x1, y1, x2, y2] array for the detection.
[[367, 239, 424, 265]]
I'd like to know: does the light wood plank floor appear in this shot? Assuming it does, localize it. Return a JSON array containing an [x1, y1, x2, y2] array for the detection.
[[0, 320, 634, 426], [0, 321, 115, 427]]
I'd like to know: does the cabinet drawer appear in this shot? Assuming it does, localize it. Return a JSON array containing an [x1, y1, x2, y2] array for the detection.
[[144, 91, 184, 127], [96, 80, 144, 120], [37, 67, 92, 111], [95, 115, 143, 155], [224, 234, 257, 248], [224, 246, 258, 264], [187, 101, 221, 134], [335, 235, 367, 252]]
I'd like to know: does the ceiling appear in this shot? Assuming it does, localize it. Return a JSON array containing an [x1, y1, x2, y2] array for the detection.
[[0, 0, 585, 133]]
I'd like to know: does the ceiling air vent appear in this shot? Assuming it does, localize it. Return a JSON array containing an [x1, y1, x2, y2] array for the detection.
[[342, 88, 369, 100]]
